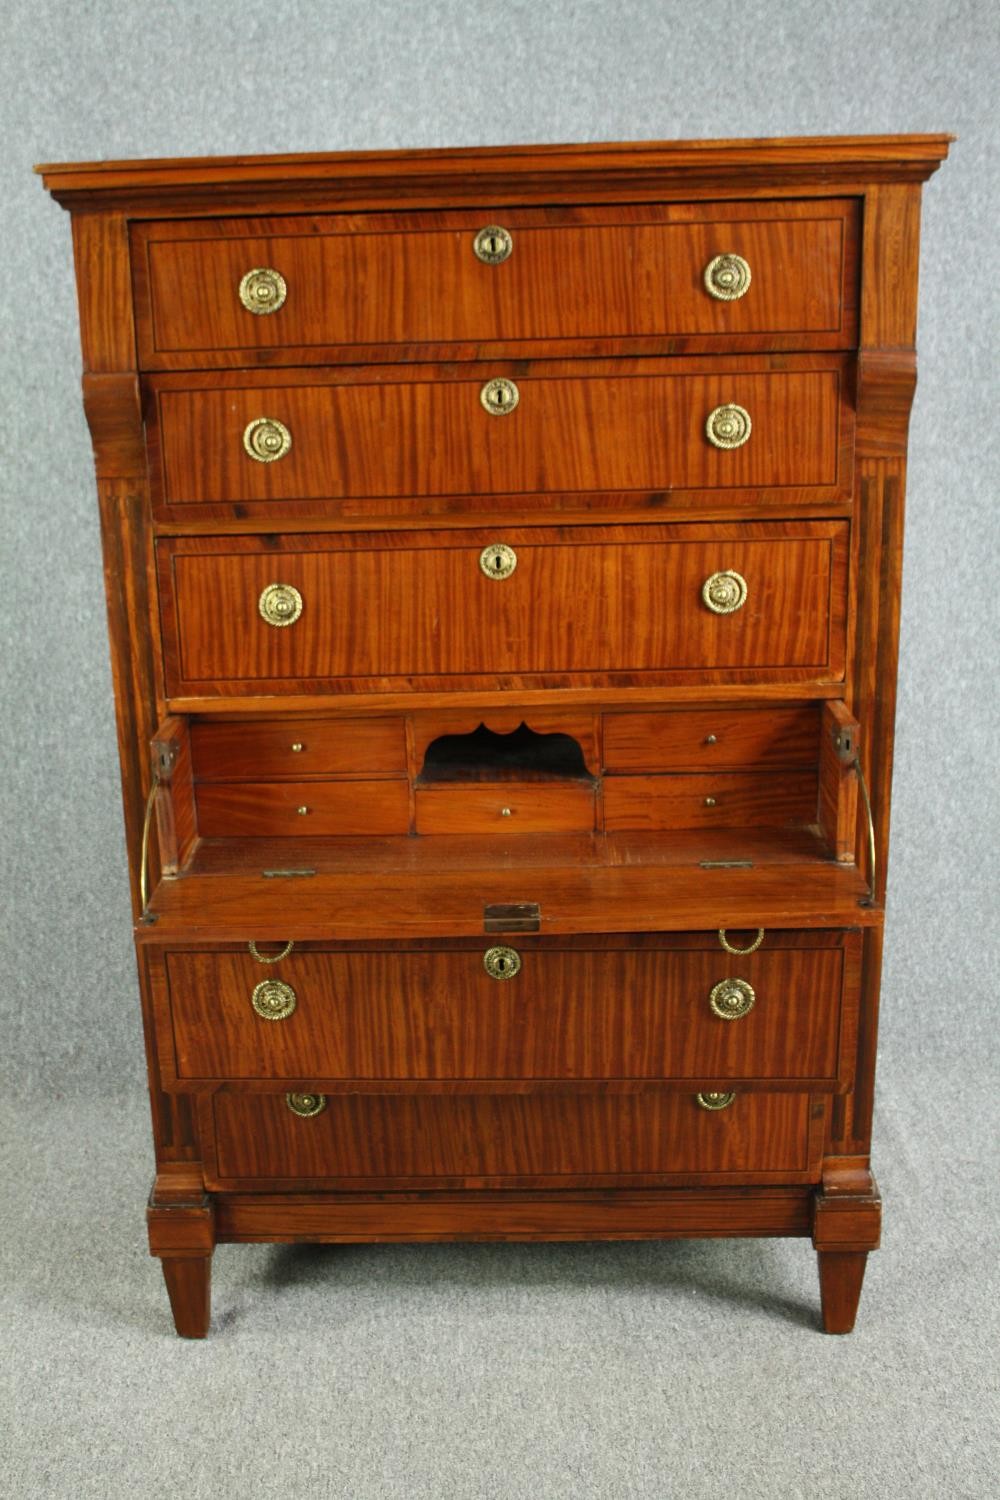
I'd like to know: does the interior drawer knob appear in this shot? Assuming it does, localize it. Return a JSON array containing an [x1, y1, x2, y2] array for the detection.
[[473, 225, 513, 264], [703, 253, 751, 301], [480, 377, 520, 415], [251, 979, 297, 1021], [709, 977, 756, 1020], [285, 1092, 327, 1118], [243, 416, 292, 462], [479, 542, 518, 580], [696, 1091, 737, 1111], [483, 944, 522, 980], [258, 583, 303, 627], [705, 403, 752, 449], [702, 570, 748, 614], [238, 266, 287, 314]]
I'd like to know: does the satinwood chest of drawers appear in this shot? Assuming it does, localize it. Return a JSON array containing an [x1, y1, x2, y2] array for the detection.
[[38, 134, 950, 1336]]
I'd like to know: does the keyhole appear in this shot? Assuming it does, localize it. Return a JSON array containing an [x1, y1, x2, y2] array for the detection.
[[494, 554, 502, 572], [496, 956, 507, 972]]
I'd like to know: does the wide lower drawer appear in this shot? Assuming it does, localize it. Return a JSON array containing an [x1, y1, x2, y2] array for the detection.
[[158, 521, 849, 699], [149, 359, 850, 515], [203, 1089, 826, 1189], [150, 932, 861, 1090], [133, 200, 858, 368]]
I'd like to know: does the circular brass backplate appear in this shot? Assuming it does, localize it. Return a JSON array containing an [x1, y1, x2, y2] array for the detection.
[[696, 1091, 737, 1111], [285, 1092, 327, 1117], [244, 416, 292, 462], [480, 377, 520, 415], [238, 267, 288, 314], [705, 403, 752, 449], [483, 945, 522, 980], [704, 253, 752, 301], [709, 977, 756, 1020], [702, 570, 748, 615], [258, 583, 303, 627], [479, 543, 518, 581], [251, 979, 297, 1021], [473, 225, 513, 264]]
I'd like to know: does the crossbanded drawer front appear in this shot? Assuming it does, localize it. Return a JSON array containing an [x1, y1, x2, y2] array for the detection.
[[157, 522, 848, 698], [151, 362, 848, 511], [205, 1090, 823, 1189], [133, 200, 858, 365], [156, 936, 858, 1089]]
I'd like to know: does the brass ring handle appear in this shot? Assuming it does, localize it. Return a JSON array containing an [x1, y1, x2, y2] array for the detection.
[[139, 775, 161, 913], [709, 977, 756, 1020], [249, 939, 295, 964], [243, 417, 292, 462], [718, 928, 764, 955], [473, 226, 513, 264], [238, 267, 287, 314], [704, 253, 751, 301], [251, 979, 297, 1021], [285, 1092, 327, 1117], [479, 543, 517, 580], [258, 583, 303, 627], [696, 1091, 737, 1111], [705, 403, 752, 449], [480, 377, 519, 415], [702, 571, 748, 615], [483, 945, 522, 980]]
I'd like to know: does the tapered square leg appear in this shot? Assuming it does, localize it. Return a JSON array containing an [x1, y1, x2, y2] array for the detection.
[[817, 1249, 869, 1334], [161, 1255, 212, 1338]]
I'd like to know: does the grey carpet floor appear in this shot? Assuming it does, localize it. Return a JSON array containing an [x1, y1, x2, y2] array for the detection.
[[3, 1052, 997, 1498]]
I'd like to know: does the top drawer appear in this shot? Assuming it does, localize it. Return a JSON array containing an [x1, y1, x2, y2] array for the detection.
[[131, 200, 859, 368]]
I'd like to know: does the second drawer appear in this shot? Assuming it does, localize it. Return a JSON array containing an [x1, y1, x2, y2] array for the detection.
[[151, 933, 860, 1090]]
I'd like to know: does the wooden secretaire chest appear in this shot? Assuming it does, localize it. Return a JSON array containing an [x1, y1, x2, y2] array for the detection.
[[38, 134, 950, 1336]]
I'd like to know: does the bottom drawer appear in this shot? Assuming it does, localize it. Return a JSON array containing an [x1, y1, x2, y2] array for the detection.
[[204, 1090, 825, 1190]]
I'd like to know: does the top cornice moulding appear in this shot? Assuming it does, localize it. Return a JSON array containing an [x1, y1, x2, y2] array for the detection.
[[36, 134, 954, 213]]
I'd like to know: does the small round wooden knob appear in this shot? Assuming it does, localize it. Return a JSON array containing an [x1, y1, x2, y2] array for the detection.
[[479, 543, 518, 580], [238, 267, 287, 314], [480, 377, 519, 415], [244, 417, 292, 462], [696, 1091, 737, 1111], [709, 977, 756, 1020], [702, 571, 748, 615], [705, 404, 752, 449], [483, 945, 521, 980], [251, 979, 297, 1021], [704, 253, 751, 301], [258, 583, 303, 628], [285, 1092, 327, 1117], [473, 225, 513, 264]]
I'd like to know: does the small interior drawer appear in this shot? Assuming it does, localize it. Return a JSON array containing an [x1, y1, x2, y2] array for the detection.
[[190, 716, 406, 779], [414, 782, 596, 835], [603, 705, 820, 771]]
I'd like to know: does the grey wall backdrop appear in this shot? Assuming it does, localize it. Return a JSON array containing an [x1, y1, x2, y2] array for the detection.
[[2, 3, 998, 1496]]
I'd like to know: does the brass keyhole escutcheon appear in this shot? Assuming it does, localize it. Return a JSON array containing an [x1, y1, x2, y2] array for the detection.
[[479, 543, 517, 580], [696, 1091, 737, 1111], [258, 583, 303, 627], [483, 945, 522, 980], [702, 570, 748, 615], [243, 416, 292, 462], [709, 977, 756, 1021], [285, 1092, 327, 1117], [703, 253, 752, 301], [238, 267, 288, 314], [480, 377, 520, 415], [473, 225, 513, 264], [705, 403, 752, 450], [251, 979, 297, 1021]]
